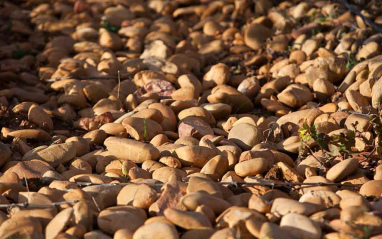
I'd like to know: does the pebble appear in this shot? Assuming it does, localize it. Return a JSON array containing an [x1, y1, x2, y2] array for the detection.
[[271, 198, 314, 216], [1, 1, 382, 238], [280, 213, 322, 239], [164, 208, 212, 229], [326, 158, 359, 182], [228, 123, 262, 150], [244, 23, 273, 50]]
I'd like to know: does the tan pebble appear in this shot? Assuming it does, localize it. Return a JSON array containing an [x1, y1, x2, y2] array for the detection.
[[133, 222, 178, 239], [28, 104, 53, 130], [359, 180, 382, 197], [271, 198, 313, 216], [326, 158, 359, 182], [234, 158, 268, 177], [228, 123, 262, 150], [280, 213, 321, 239], [164, 208, 212, 229]]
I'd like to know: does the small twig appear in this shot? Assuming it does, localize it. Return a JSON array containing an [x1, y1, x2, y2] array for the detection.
[[55, 179, 363, 188], [336, 0, 382, 33], [262, 128, 272, 144], [92, 197, 101, 212], [70, 181, 165, 188], [219, 181, 363, 188], [117, 70, 121, 100], [303, 141, 328, 170], [45, 75, 132, 82], [0, 200, 80, 209], [23, 173, 30, 202], [360, 146, 377, 164]]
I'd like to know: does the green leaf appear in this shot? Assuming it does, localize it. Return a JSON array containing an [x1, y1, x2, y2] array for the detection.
[[309, 10, 317, 22], [143, 118, 147, 141], [118, 158, 128, 178], [12, 44, 36, 59], [339, 32, 346, 40], [316, 17, 328, 23], [5, 23, 12, 31], [102, 20, 120, 32], [298, 123, 312, 142], [235, 100, 251, 114], [121, 165, 128, 178]]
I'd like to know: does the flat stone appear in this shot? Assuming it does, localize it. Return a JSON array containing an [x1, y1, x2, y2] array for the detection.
[[326, 158, 359, 182], [280, 213, 321, 239]]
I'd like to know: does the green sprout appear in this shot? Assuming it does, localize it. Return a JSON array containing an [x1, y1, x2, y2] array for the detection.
[[299, 123, 328, 151], [12, 44, 36, 59], [299, 122, 356, 157], [346, 51, 365, 69], [5, 23, 12, 31], [143, 118, 147, 141], [118, 158, 128, 178], [309, 10, 317, 23], [233, 65, 241, 74], [311, 28, 321, 36], [316, 17, 328, 23], [102, 20, 120, 32]]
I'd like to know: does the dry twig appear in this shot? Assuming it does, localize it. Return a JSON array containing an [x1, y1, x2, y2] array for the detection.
[[0, 200, 79, 209], [45, 75, 132, 82], [37, 178, 363, 188], [337, 0, 382, 33]]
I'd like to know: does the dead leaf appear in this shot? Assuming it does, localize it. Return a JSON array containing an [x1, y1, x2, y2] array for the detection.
[[74, 112, 113, 131], [156, 181, 186, 215]]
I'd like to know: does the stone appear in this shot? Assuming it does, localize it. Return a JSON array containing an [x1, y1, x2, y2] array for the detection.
[[244, 23, 273, 50], [164, 208, 212, 229], [359, 180, 382, 197], [22, 142, 77, 167], [0, 142, 11, 167], [271, 198, 313, 216], [326, 158, 359, 182], [280, 213, 321, 239], [228, 123, 262, 150]]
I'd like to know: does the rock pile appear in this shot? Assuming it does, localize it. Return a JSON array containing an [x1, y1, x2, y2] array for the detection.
[[0, 0, 382, 238]]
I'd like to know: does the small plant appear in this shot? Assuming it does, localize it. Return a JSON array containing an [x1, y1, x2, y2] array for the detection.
[[311, 28, 321, 36], [118, 159, 128, 178], [316, 17, 328, 23], [338, 32, 347, 40], [12, 44, 36, 59], [316, 42, 323, 50], [298, 123, 312, 142], [299, 123, 329, 151], [346, 51, 366, 69], [233, 65, 241, 74], [346, 51, 358, 69], [299, 123, 355, 157], [102, 20, 120, 32], [309, 10, 317, 23], [5, 22, 12, 31], [234, 100, 252, 114], [363, 225, 372, 239], [328, 131, 355, 157]]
